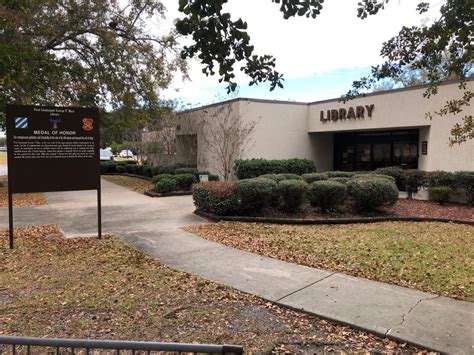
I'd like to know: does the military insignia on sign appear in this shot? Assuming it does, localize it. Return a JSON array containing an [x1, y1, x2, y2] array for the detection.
[[15, 117, 28, 129], [82, 118, 93, 131], [49, 117, 61, 129]]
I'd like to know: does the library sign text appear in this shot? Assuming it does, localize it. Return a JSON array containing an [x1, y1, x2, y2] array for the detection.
[[320, 104, 375, 122]]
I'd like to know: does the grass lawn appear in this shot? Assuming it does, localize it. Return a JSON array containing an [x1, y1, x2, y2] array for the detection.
[[102, 175, 153, 194], [0, 182, 47, 208], [0, 225, 421, 353], [185, 221, 474, 301], [0, 152, 6, 165]]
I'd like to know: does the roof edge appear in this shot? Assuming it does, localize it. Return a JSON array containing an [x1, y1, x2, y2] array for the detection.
[[177, 77, 473, 114]]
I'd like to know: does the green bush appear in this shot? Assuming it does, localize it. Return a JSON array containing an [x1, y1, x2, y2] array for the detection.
[[325, 171, 356, 178], [124, 164, 138, 174], [454, 171, 474, 205], [301, 172, 328, 183], [135, 165, 144, 176], [208, 174, 220, 181], [142, 166, 153, 177], [277, 179, 308, 212], [155, 178, 177, 194], [374, 166, 406, 190], [175, 167, 199, 175], [259, 173, 303, 182], [116, 165, 126, 173], [235, 158, 315, 179], [429, 186, 452, 204], [428, 171, 455, 188], [350, 173, 396, 184], [307, 181, 347, 211], [152, 174, 175, 184], [100, 162, 117, 173], [234, 178, 277, 214], [198, 170, 211, 176], [192, 182, 239, 215], [151, 166, 175, 176], [174, 173, 198, 190], [328, 177, 350, 184], [116, 160, 137, 166], [404, 170, 428, 199], [348, 178, 398, 211]]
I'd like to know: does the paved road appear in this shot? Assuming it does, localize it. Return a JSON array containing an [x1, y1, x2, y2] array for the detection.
[[1, 179, 472, 354]]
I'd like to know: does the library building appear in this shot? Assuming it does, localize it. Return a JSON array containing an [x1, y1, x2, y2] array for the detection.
[[176, 79, 474, 178]]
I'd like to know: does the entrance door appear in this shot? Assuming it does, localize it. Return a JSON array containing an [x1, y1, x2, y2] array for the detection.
[[333, 129, 419, 171], [372, 143, 391, 169]]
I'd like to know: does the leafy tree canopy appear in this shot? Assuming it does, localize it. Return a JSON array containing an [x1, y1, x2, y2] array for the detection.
[[176, 0, 473, 144], [0, 0, 186, 128]]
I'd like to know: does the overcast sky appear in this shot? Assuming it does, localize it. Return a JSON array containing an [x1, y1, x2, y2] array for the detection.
[[159, 0, 445, 107]]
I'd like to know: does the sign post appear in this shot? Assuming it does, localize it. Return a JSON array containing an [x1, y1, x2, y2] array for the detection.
[[6, 105, 101, 248]]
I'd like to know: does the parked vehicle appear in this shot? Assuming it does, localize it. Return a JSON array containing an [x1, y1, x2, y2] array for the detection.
[[118, 149, 134, 158], [100, 149, 114, 161]]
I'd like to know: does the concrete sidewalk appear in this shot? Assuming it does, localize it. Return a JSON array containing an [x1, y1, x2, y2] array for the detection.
[[1, 179, 472, 354]]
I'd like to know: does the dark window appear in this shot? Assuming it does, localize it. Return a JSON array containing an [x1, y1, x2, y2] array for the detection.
[[334, 129, 419, 171]]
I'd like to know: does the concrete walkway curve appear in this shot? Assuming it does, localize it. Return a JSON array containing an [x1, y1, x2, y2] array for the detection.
[[1, 179, 472, 354]]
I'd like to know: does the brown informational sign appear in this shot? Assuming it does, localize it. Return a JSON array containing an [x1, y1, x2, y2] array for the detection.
[[6, 105, 100, 193], [6, 104, 101, 248]]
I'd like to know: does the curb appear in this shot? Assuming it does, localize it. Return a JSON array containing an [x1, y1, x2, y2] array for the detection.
[[101, 173, 152, 181], [194, 210, 474, 226], [144, 190, 193, 198]]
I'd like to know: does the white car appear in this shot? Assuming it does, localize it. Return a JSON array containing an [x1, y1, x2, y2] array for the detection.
[[118, 149, 134, 158], [100, 149, 114, 161]]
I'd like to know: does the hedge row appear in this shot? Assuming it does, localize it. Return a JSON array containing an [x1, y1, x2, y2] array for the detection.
[[100, 161, 200, 177], [235, 158, 316, 179], [299, 168, 473, 204], [193, 174, 401, 216]]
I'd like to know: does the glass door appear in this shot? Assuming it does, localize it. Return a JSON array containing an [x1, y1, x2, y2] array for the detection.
[[393, 142, 418, 169], [372, 143, 391, 169]]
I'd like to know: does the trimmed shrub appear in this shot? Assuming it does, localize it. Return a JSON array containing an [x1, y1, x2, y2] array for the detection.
[[142, 166, 153, 177], [454, 171, 474, 205], [174, 173, 198, 190], [259, 173, 303, 182], [308, 181, 347, 211], [325, 171, 356, 178], [100, 162, 117, 173], [235, 158, 315, 179], [350, 173, 396, 184], [302, 172, 328, 183], [428, 171, 455, 188], [116, 165, 126, 174], [124, 164, 138, 174], [277, 179, 308, 212], [348, 178, 398, 211], [429, 186, 452, 204], [374, 166, 406, 190], [198, 170, 211, 176], [234, 178, 277, 214], [208, 174, 220, 181], [155, 178, 177, 194], [135, 165, 144, 176], [192, 182, 239, 215], [328, 177, 350, 184], [151, 166, 176, 176], [404, 170, 428, 199], [152, 174, 175, 184], [175, 167, 199, 175], [116, 160, 137, 166]]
